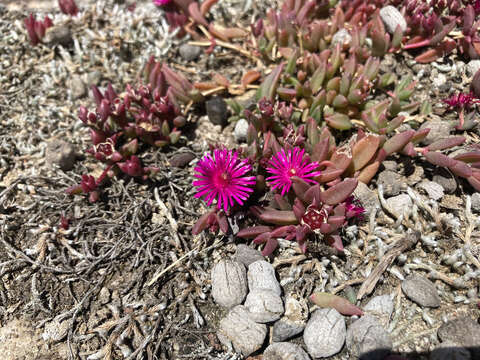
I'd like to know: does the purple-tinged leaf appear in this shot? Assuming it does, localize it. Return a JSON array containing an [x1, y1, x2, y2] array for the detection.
[[450, 161, 473, 178], [454, 151, 480, 163], [468, 174, 480, 191], [258, 210, 298, 225], [320, 178, 358, 205], [325, 113, 353, 130], [261, 238, 279, 256], [410, 128, 430, 144], [258, 63, 285, 101], [357, 161, 380, 184], [327, 234, 344, 252], [427, 136, 466, 152], [253, 232, 270, 244], [192, 211, 213, 235], [352, 135, 380, 172], [216, 212, 229, 234], [382, 130, 415, 156], [237, 226, 273, 239], [424, 151, 456, 168]]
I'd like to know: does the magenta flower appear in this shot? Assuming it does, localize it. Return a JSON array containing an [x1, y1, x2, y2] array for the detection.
[[345, 196, 365, 219], [443, 92, 479, 110], [193, 149, 256, 212], [266, 148, 321, 196], [153, 0, 172, 5]]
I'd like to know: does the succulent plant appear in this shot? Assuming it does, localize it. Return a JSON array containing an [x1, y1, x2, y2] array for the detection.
[[58, 0, 79, 16], [24, 14, 53, 46]]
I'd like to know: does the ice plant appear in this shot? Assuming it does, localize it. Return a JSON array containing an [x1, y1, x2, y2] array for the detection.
[[154, 0, 172, 5], [266, 148, 321, 196], [193, 149, 256, 212], [58, 0, 79, 16], [24, 14, 53, 46]]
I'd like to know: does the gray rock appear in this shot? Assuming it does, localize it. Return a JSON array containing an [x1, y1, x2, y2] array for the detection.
[[264, 342, 311, 360], [353, 182, 379, 215], [248, 260, 281, 296], [377, 170, 404, 196], [364, 294, 394, 327], [235, 244, 264, 267], [206, 96, 228, 126], [437, 317, 480, 357], [179, 43, 202, 62], [244, 289, 284, 323], [303, 309, 346, 358], [430, 340, 471, 360], [466, 59, 480, 77], [211, 260, 248, 308], [433, 73, 447, 88], [346, 315, 392, 360], [382, 161, 397, 171], [69, 75, 86, 100], [385, 194, 412, 216], [471, 193, 480, 212], [379, 6, 407, 34], [42, 319, 73, 343], [44, 25, 72, 47], [87, 71, 102, 86], [332, 29, 351, 46], [46, 140, 76, 171], [401, 274, 440, 307], [233, 119, 249, 143], [217, 305, 267, 356], [419, 120, 453, 145], [418, 180, 444, 201], [433, 169, 457, 194], [169, 152, 195, 168], [273, 295, 308, 342]]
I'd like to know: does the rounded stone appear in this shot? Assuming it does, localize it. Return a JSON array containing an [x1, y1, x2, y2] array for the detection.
[[235, 244, 264, 267], [346, 315, 392, 360], [430, 340, 471, 360], [206, 96, 228, 126], [437, 317, 480, 357], [217, 305, 267, 356], [233, 119, 249, 143], [247, 260, 281, 296], [401, 274, 440, 308], [272, 294, 308, 342], [364, 294, 394, 327], [244, 289, 284, 323], [264, 342, 311, 360], [303, 309, 346, 358], [385, 194, 412, 216], [211, 260, 247, 308], [46, 140, 76, 171], [379, 6, 407, 34], [179, 43, 202, 62]]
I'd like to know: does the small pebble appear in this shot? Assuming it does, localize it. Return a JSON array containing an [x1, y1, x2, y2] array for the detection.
[[346, 315, 392, 360], [379, 6, 407, 34], [272, 294, 308, 342], [264, 342, 311, 360], [235, 244, 264, 267], [247, 260, 281, 296], [418, 180, 444, 201], [385, 194, 412, 216], [466, 59, 480, 77], [377, 170, 404, 196], [206, 96, 228, 126], [303, 309, 346, 358], [46, 140, 76, 171], [430, 340, 471, 360], [217, 305, 267, 356], [244, 289, 284, 323], [437, 317, 480, 358], [401, 274, 440, 308], [364, 294, 394, 327], [179, 43, 202, 62], [233, 118, 249, 143], [69, 75, 86, 99], [44, 25, 72, 47], [211, 260, 248, 308], [331, 28, 351, 46], [419, 120, 453, 145], [353, 182, 379, 214], [470, 193, 480, 212]]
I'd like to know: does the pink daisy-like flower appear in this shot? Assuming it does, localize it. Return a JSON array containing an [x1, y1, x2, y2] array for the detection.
[[153, 0, 172, 5], [193, 149, 256, 212], [266, 148, 321, 196]]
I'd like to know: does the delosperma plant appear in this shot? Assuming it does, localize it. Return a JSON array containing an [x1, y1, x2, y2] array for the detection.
[[67, 59, 194, 202], [24, 14, 53, 46]]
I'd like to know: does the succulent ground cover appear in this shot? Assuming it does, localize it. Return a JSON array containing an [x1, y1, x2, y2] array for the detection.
[[0, 0, 479, 359]]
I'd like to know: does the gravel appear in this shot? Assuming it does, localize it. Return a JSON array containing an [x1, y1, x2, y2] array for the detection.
[[272, 294, 308, 342], [345, 315, 392, 360], [303, 309, 346, 358], [263, 342, 311, 360], [247, 260, 282, 296], [401, 274, 441, 308], [211, 260, 248, 308], [244, 288, 284, 323], [217, 305, 267, 356]]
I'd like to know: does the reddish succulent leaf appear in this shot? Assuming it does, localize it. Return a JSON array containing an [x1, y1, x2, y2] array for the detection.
[[262, 238, 279, 256], [277, 87, 297, 100], [258, 210, 298, 225], [192, 211, 213, 235], [401, 142, 416, 157], [237, 226, 273, 239], [468, 175, 480, 191], [314, 168, 345, 183], [454, 151, 480, 163], [241, 70, 261, 88], [310, 292, 363, 316], [319, 178, 358, 205], [213, 73, 230, 87], [200, 0, 219, 15], [352, 135, 380, 172], [382, 130, 415, 156], [216, 212, 229, 233], [427, 136, 466, 152], [410, 128, 430, 144], [450, 161, 473, 178], [424, 151, 456, 168], [292, 176, 311, 201], [258, 63, 285, 101], [330, 150, 352, 171], [357, 161, 379, 184], [188, 2, 208, 26], [253, 232, 270, 244]]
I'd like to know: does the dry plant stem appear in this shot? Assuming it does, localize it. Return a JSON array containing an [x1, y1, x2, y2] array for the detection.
[[407, 263, 468, 289], [458, 195, 480, 270], [272, 254, 307, 268], [406, 187, 444, 233], [332, 278, 365, 295], [154, 187, 181, 249], [357, 231, 420, 300], [393, 325, 441, 348], [378, 184, 414, 229]]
